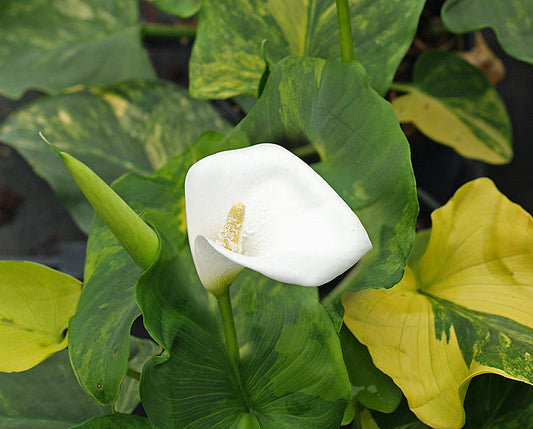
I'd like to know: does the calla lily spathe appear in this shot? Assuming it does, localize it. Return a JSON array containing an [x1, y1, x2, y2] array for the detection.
[[185, 143, 372, 296]]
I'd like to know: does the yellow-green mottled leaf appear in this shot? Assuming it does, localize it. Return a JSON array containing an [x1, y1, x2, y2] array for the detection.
[[190, 0, 425, 98], [392, 50, 512, 164], [0, 0, 155, 99], [220, 56, 418, 323], [0, 80, 231, 233], [343, 178, 533, 429], [0, 261, 81, 373], [442, 0, 533, 65]]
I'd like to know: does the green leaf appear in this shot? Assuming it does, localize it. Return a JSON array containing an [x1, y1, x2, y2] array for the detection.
[[340, 325, 402, 413], [0, 0, 155, 99], [0, 80, 231, 233], [441, 0, 533, 64], [463, 375, 533, 429], [0, 350, 108, 428], [147, 0, 199, 17], [189, 0, 425, 98], [344, 178, 533, 428], [0, 261, 81, 372], [68, 132, 225, 407], [68, 217, 143, 407], [392, 50, 512, 164], [220, 56, 418, 320], [138, 239, 350, 428], [72, 414, 152, 429]]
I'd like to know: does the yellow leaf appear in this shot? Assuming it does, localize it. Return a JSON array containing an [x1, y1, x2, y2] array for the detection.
[[0, 261, 82, 372], [343, 178, 533, 429]]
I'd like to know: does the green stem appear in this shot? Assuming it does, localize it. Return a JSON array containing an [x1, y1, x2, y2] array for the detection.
[[216, 291, 251, 410], [127, 367, 141, 381], [335, 0, 355, 62], [389, 82, 413, 92], [141, 22, 197, 39]]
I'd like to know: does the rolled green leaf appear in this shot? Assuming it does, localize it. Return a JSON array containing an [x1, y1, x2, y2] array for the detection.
[[43, 135, 159, 270]]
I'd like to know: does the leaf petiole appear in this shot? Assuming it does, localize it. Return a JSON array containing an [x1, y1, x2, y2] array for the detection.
[[335, 0, 355, 62], [126, 367, 141, 381]]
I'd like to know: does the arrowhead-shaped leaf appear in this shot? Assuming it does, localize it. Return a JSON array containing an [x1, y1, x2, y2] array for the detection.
[[344, 178, 533, 428], [220, 56, 418, 320], [190, 0, 425, 98], [0, 0, 155, 99], [0, 261, 81, 373], [442, 0, 533, 64], [392, 50, 512, 164]]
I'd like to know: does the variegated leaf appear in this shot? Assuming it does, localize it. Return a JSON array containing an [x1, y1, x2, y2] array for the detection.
[[344, 178, 533, 428]]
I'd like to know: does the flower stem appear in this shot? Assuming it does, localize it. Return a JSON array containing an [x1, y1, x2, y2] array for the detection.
[[141, 22, 197, 39], [216, 290, 251, 410], [336, 0, 354, 62], [126, 367, 141, 381]]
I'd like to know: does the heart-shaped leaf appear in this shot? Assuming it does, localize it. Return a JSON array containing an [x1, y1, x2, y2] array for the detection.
[[0, 261, 81, 372], [442, 0, 533, 64], [0, 80, 231, 233], [0, 350, 108, 428], [138, 238, 350, 428], [220, 56, 418, 321], [344, 178, 533, 428], [392, 50, 512, 164], [0, 0, 155, 99], [189, 0, 425, 98]]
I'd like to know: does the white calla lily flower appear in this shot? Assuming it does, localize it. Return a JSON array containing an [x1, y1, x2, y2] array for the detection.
[[185, 143, 372, 296]]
